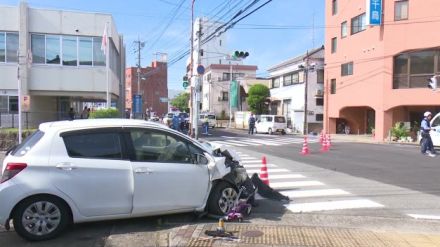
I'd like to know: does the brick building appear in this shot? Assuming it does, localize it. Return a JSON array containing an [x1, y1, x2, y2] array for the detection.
[[125, 61, 168, 117]]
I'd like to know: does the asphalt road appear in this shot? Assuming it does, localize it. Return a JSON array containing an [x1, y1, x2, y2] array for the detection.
[[204, 128, 440, 197]]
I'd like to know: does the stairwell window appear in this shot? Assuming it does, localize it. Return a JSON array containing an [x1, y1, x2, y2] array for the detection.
[[341, 62, 353, 76], [331, 79, 336, 94], [332, 0, 338, 15], [351, 13, 366, 35], [395, 0, 408, 21], [331, 37, 337, 53], [272, 77, 280, 88], [341, 21, 347, 38]]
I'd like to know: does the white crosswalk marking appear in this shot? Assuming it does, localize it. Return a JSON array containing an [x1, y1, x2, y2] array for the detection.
[[246, 168, 289, 174], [407, 214, 440, 220], [240, 157, 259, 160], [243, 163, 277, 168], [281, 189, 350, 198], [269, 181, 324, 189], [241, 160, 262, 164], [284, 199, 384, 213], [209, 136, 322, 147], [267, 174, 305, 179]]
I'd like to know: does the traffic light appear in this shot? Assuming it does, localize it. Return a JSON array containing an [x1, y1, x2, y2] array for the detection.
[[232, 51, 249, 59], [183, 75, 189, 89], [428, 76, 437, 91]]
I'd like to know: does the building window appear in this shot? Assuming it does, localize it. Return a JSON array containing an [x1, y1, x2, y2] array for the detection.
[[0, 32, 19, 63], [222, 91, 229, 101], [316, 114, 323, 121], [332, 0, 337, 15], [31, 34, 107, 67], [79, 37, 93, 65], [316, 98, 324, 106], [283, 74, 292, 86], [351, 13, 366, 35], [8, 96, 18, 112], [341, 62, 354, 76], [331, 79, 336, 94], [341, 21, 347, 38], [393, 49, 439, 89], [219, 39, 222, 46], [272, 77, 280, 88], [62, 36, 77, 66], [317, 70, 324, 83], [331, 37, 337, 53], [395, 1, 408, 21]]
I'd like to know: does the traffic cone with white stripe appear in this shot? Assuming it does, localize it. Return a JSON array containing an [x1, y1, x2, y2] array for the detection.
[[320, 134, 329, 152], [319, 132, 324, 144], [260, 156, 269, 185], [300, 136, 310, 155]]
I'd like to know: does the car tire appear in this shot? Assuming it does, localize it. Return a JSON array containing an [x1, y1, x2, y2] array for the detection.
[[268, 128, 273, 135], [281, 130, 286, 135], [207, 181, 238, 216], [13, 195, 70, 241]]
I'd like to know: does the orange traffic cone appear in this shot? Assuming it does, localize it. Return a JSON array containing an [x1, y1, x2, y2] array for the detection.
[[260, 156, 269, 185], [320, 134, 329, 152], [301, 136, 310, 155], [326, 134, 332, 150]]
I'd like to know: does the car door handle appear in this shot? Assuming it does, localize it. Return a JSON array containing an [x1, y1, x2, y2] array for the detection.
[[134, 167, 153, 174], [56, 163, 77, 171]]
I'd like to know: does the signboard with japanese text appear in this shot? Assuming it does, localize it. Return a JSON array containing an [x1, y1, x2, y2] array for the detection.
[[133, 94, 143, 114], [366, 0, 382, 25]]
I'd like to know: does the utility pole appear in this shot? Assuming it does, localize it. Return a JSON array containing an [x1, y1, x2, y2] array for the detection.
[[133, 37, 145, 119], [189, 0, 195, 138], [303, 50, 309, 135], [194, 18, 202, 139]]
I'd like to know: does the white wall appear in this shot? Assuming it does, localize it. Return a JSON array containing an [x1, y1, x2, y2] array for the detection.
[[0, 6, 19, 31]]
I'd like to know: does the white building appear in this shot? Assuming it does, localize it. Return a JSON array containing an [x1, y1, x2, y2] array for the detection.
[[0, 2, 125, 127], [201, 64, 257, 119], [267, 47, 324, 134]]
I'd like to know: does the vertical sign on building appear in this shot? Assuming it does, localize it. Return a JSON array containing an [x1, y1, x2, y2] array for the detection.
[[133, 94, 143, 114], [366, 0, 382, 25], [230, 80, 238, 108]]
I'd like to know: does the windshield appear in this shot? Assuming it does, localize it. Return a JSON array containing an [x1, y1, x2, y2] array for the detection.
[[208, 115, 216, 119], [275, 116, 286, 123], [179, 113, 189, 118], [11, 130, 45, 157]]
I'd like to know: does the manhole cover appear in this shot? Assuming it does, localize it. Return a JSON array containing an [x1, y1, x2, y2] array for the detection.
[[242, 230, 264, 238]]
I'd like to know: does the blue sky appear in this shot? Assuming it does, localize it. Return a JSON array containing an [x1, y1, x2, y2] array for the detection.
[[1, 0, 325, 91]]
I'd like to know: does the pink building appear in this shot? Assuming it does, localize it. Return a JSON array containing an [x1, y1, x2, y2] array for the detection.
[[325, 0, 440, 141]]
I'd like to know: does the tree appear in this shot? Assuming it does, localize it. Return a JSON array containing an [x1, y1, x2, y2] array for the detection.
[[247, 84, 270, 115], [170, 92, 190, 112]]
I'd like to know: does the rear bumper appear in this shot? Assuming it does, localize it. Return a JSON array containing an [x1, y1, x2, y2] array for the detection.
[[0, 181, 19, 226]]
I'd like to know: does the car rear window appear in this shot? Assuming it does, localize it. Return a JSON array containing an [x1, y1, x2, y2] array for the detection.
[[63, 132, 123, 159], [11, 130, 45, 157], [275, 117, 286, 123], [208, 115, 216, 119]]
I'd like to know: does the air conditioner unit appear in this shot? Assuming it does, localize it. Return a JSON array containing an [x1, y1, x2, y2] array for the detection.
[[315, 90, 323, 96]]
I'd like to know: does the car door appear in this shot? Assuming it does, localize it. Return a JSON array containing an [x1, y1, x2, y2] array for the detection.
[[127, 128, 210, 215], [430, 114, 440, 146], [50, 128, 133, 217]]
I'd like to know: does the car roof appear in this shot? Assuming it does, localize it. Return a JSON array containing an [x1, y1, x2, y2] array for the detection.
[[39, 119, 164, 132]]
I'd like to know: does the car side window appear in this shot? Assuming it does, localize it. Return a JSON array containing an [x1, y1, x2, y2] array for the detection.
[[432, 116, 440, 128], [267, 116, 273, 122], [63, 132, 122, 159], [130, 129, 192, 163]]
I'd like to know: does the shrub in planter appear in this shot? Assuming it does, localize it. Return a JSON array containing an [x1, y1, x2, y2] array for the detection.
[[89, 108, 120, 119], [0, 128, 36, 151]]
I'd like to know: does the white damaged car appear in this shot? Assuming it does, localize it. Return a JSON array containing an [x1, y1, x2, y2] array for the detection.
[[0, 119, 255, 241]]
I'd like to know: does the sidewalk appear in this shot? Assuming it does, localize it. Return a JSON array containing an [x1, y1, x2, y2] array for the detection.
[[168, 222, 440, 247]]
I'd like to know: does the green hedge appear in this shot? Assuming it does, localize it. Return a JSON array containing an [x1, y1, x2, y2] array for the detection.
[[0, 129, 37, 151], [89, 108, 120, 119]]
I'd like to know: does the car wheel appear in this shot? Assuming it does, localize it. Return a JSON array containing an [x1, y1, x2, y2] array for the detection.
[[13, 195, 70, 241], [207, 181, 238, 215], [281, 130, 286, 135], [268, 128, 273, 135]]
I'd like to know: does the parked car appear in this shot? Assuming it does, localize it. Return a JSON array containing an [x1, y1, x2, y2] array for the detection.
[[0, 119, 254, 241], [199, 113, 217, 128], [162, 112, 176, 126], [255, 115, 287, 135]]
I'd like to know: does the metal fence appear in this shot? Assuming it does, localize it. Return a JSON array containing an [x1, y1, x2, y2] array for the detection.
[[0, 111, 83, 129]]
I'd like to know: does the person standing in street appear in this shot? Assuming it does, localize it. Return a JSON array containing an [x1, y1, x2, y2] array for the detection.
[[68, 107, 75, 120], [203, 115, 209, 134], [80, 106, 88, 119], [421, 111, 436, 157], [248, 113, 256, 135]]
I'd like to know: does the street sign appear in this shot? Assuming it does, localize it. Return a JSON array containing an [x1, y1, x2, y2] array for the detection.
[[366, 0, 382, 25], [197, 64, 205, 75], [160, 97, 169, 103], [133, 94, 143, 114]]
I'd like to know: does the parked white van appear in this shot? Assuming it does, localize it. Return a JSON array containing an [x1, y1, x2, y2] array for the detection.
[[255, 115, 287, 135], [199, 113, 217, 128]]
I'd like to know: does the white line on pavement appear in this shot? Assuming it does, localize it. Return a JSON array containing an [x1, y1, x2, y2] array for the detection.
[[281, 189, 350, 198], [407, 214, 440, 220], [267, 174, 305, 179], [243, 163, 277, 168], [269, 181, 324, 189], [226, 140, 262, 146], [246, 168, 289, 174], [285, 199, 384, 213], [209, 141, 246, 147], [241, 160, 262, 164], [240, 157, 259, 160]]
